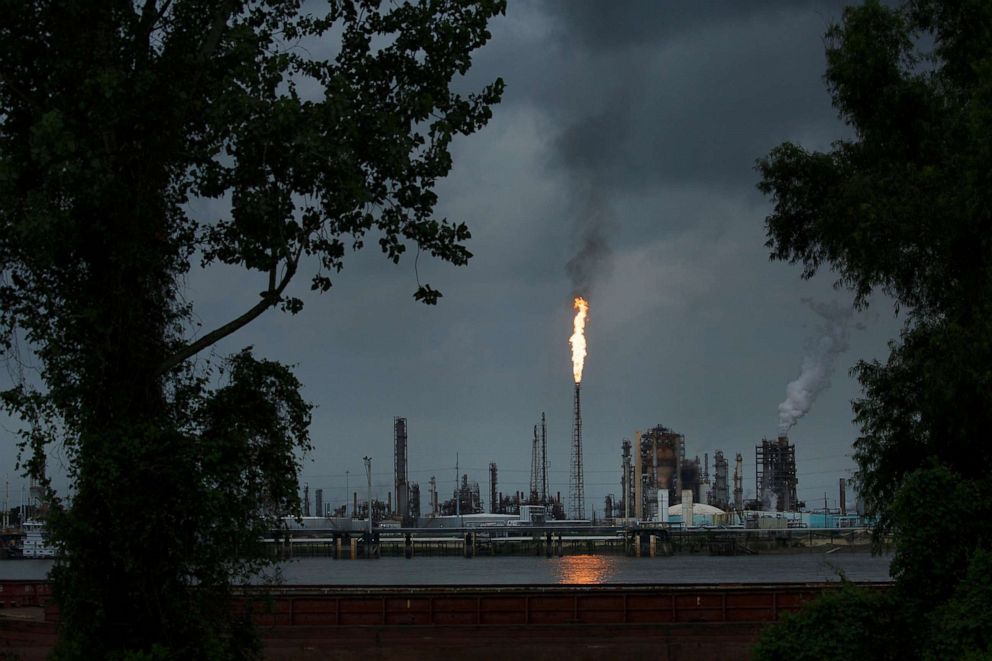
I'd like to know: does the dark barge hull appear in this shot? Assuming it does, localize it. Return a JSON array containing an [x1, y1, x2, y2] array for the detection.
[[1, 581, 890, 660]]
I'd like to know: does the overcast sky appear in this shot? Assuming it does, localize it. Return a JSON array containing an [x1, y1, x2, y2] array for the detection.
[[3, 1, 904, 516]]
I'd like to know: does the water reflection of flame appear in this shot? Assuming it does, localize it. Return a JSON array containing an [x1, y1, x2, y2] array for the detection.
[[557, 555, 610, 585]]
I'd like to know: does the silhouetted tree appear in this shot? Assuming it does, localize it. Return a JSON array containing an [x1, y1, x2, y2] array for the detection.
[[0, 0, 504, 657], [755, 1, 992, 658]]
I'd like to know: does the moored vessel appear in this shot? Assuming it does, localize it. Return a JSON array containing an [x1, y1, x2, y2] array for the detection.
[[20, 521, 55, 559]]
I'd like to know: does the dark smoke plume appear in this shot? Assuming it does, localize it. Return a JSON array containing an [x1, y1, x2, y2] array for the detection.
[[565, 188, 613, 297]]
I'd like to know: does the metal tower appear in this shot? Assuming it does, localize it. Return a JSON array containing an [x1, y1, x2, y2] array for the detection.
[[529, 426, 540, 503], [756, 436, 798, 512], [621, 438, 632, 520], [540, 412, 548, 504], [569, 383, 585, 519], [712, 451, 730, 510], [394, 417, 408, 520], [428, 476, 438, 516], [489, 462, 498, 514], [733, 453, 744, 511]]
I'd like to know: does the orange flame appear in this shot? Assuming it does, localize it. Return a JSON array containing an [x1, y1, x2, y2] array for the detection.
[[569, 296, 589, 383]]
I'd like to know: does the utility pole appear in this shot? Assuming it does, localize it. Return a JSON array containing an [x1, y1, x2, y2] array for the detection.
[[345, 470, 349, 517]]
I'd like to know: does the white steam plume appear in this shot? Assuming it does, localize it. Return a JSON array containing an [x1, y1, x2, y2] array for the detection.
[[778, 299, 861, 434]]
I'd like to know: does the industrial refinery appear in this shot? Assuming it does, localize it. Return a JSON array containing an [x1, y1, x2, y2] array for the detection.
[[299, 416, 856, 531], [282, 406, 865, 561], [1, 295, 864, 563], [295, 296, 862, 543]]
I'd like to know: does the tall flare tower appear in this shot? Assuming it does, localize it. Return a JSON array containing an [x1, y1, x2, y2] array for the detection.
[[568, 296, 589, 520], [570, 382, 584, 519]]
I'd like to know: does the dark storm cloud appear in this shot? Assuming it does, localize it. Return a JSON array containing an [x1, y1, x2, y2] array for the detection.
[[541, 1, 852, 192], [546, 0, 851, 53], [552, 110, 628, 179], [508, 1, 860, 298], [1, 2, 905, 513], [289, 1, 901, 511]]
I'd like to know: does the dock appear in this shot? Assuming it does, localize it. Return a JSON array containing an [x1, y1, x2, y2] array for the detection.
[[269, 525, 876, 558]]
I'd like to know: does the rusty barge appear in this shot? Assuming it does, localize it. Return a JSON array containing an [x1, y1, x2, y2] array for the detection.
[[0, 579, 890, 660]]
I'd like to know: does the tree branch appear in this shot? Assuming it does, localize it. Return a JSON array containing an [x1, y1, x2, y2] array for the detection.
[[158, 255, 298, 375], [0, 70, 39, 112], [196, 0, 238, 64], [139, 0, 159, 30], [138, 0, 173, 38]]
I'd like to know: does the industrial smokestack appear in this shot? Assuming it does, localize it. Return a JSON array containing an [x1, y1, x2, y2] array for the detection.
[[394, 417, 409, 521], [489, 462, 498, 515]]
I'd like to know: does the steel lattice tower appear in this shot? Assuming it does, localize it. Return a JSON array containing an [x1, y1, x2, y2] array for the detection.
[[569, 383, 585, 519], [540, 412, 548, 504], [529, 425, 540, 503]]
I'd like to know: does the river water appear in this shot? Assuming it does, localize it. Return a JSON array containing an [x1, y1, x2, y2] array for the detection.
[[1, 553, 891, 585]]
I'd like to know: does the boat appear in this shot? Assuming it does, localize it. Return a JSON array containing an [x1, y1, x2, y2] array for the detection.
[[20, 520, 55, 559]]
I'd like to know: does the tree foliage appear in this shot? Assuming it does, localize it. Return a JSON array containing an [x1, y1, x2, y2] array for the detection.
[[755, 0, 992, 656], [752, 583, 900, 661], [0, 0, 504, 657], [757, 0, 992, 545]]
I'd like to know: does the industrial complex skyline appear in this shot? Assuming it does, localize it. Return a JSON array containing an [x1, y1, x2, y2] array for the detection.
[[1, 2, 902, 517]]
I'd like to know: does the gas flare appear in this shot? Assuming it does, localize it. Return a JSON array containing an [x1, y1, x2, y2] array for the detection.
[[569, 296, 589, 383]]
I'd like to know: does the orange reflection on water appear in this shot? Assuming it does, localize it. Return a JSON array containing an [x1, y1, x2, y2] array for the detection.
[[557, 554, 611, 585]]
